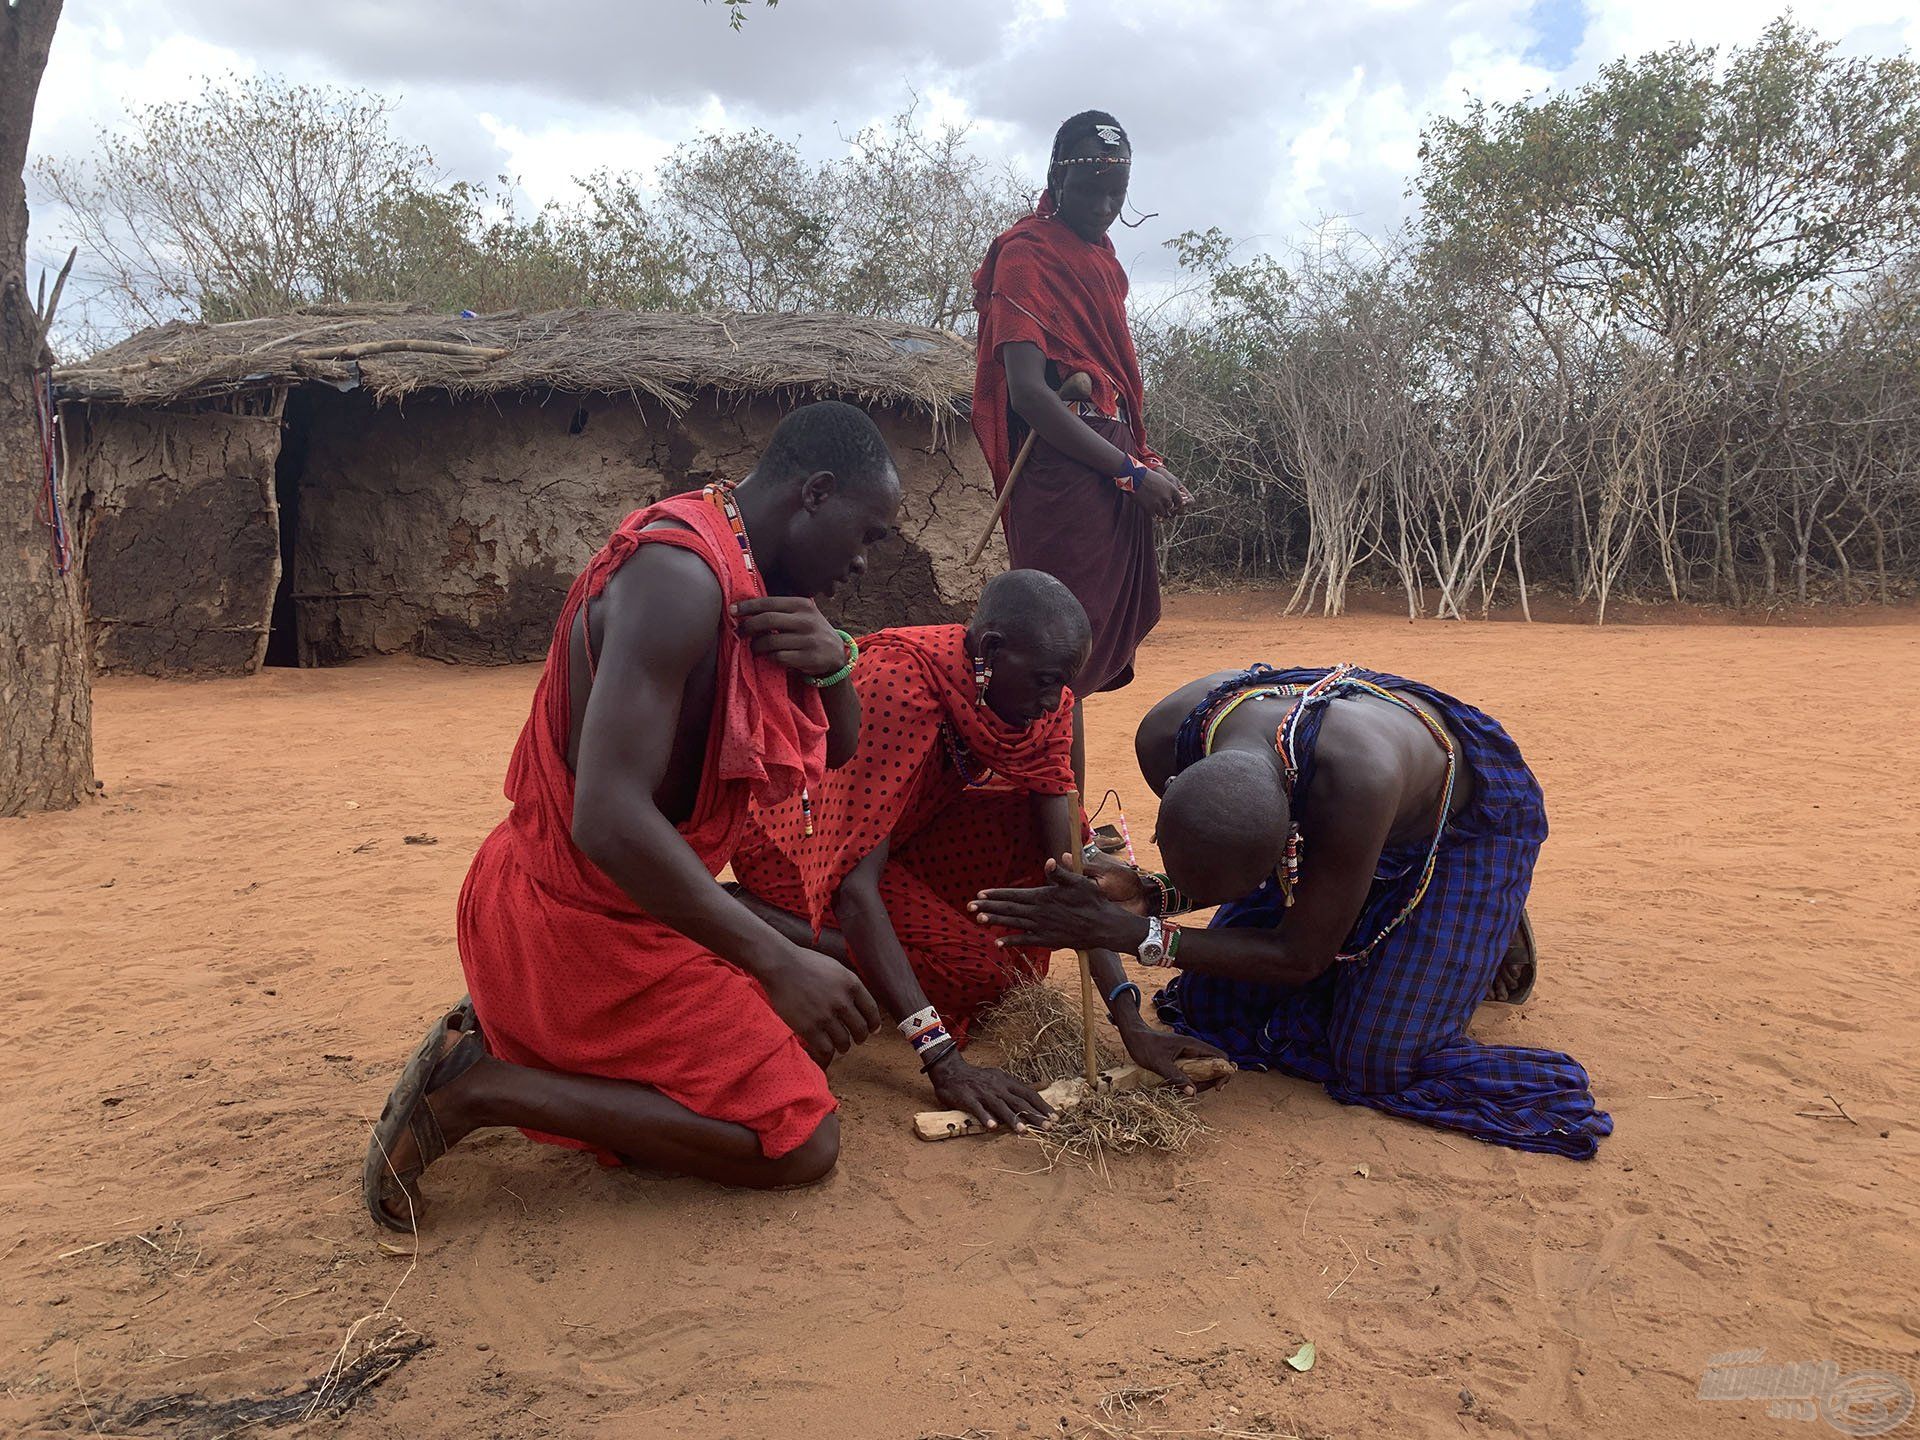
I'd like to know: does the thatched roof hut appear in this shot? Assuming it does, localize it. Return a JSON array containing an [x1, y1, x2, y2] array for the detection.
[[59, 305, 1002, 676]]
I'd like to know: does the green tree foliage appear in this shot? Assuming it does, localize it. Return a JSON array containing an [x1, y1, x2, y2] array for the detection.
[[38, 78, 1025, 340], [36, 75, 440, 331], [35, 21, 1920, 614], [575, 106, 1025, 328], [1141, 19, 1920, 616], [1416, 17, 1920, 373], [709, 0, 778, 30]]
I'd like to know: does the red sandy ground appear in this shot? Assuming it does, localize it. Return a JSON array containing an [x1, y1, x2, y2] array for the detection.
[[3, 594, 1917, 1439]]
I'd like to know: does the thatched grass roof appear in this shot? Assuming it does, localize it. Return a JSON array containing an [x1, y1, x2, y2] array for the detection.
[[54, 303, 975, 418]]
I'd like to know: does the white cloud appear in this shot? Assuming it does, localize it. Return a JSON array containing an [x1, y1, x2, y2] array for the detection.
[[1575, 0, 1920, 75], [475, 113, 682, 207], [20, 0, 1920, 327]]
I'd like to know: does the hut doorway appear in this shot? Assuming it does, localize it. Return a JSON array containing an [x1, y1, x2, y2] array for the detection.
[[264, 390, 315, 666]]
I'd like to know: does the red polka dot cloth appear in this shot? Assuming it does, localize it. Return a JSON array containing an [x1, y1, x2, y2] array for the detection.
[[734, 624, 1076, 1041], [457, 493, 834, 1162]]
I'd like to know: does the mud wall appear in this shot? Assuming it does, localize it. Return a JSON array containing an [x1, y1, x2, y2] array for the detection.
[[292, 389, 1002, 665], [76, 405, 283, 677]]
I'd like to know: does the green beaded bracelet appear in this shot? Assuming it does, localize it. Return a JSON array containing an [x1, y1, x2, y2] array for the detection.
[[806, 629, 859, 687]]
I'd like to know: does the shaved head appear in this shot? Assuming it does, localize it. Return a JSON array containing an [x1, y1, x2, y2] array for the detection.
[[971, 569, 1090, 659], [759, 400, 899, 500], [1157, 751, 1291, 903], [967, 569, 1092, 728]]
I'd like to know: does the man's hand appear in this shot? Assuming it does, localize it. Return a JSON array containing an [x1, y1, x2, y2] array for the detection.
[[1082, 847, 1148, 913], [1118, 1025, 1231, 1096], [970, 854, 1144, 953], [927, 1051, 1055, 1133], [758, 944, 884, 1065], [1133, 468, 1187, 520], [1157, 464, 1195, 505], [731, 597, 849, 679]]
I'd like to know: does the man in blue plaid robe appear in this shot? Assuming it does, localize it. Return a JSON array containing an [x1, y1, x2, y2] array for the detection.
[[970, 664, 1611, 1158]]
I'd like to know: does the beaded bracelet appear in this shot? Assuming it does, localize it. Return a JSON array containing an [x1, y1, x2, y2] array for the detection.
[[1112, 455, 1151, 494], [1138, 870, 1166, 919], [1139, 869, 1197, 919], [806, 629, 859, 688], [899, 1004, 952, 1064], [898, 1004, 940, 1040]]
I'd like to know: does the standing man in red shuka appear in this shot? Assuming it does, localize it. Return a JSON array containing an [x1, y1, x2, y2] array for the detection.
[[972, 109, 1191, 789], [363, 402, 901, 1231]]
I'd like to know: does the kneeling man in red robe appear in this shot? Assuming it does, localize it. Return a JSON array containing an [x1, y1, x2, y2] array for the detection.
[[364, 402, 900, 1230], [731, 570, 1226, 1135]]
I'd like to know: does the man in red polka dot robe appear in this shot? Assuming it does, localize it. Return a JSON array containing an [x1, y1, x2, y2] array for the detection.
[[732, 570, 1225, 1134]]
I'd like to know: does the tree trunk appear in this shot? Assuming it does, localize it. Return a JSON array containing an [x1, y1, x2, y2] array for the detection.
[[1866, 511, 1890, 606], [1716, 445, 1742, 607], [1, 0, 88, 817], [1819, 516, 1852, 604], [1510, 519, 1532, 622]]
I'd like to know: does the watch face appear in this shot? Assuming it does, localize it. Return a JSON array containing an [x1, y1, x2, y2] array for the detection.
[[1140, 917, 1165, 964]]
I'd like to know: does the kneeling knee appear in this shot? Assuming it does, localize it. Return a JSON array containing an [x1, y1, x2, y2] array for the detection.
[[762, 1114, 840, 1189]]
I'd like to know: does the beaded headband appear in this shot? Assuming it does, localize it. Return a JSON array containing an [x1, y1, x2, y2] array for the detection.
[[1054, 121, 1129, 168]]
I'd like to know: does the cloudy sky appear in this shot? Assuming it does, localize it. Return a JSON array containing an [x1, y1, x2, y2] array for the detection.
[[24, 0, 1920, 320]]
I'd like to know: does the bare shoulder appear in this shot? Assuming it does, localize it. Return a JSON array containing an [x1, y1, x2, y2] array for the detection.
[[595, 538, 724, 668], [1308, 700, 1416, 811]]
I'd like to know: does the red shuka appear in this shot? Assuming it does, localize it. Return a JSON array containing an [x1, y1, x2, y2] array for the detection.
[[969, 208, 1161, 490], [456, 492, 834, 1160], [733, 625, 1077, 1039]]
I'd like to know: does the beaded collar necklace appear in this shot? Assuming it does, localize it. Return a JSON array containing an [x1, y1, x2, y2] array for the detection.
[[703, 480, 756, 574], [704, 480, 819, 837], [1262, 665, 1458, 959], [940, 722, 994, 788]]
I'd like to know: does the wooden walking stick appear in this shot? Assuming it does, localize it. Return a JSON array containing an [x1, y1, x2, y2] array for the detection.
[[1064, 790, 1101, 1087], [966, 370, 1095, 566]]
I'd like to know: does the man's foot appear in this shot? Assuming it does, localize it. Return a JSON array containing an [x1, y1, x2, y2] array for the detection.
[[362, 998, 489, 1232], [1485, 909, 1537, 1005]]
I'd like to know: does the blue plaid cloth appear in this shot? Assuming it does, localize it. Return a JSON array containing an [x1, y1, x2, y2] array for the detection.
[[1155, 665, 1612, 1159]]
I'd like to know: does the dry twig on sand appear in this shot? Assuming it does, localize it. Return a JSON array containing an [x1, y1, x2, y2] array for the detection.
[[1099, 1382, 1178, 1419], [974, 984, 1210, 1167]]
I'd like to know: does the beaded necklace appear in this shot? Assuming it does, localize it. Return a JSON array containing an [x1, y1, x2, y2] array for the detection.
[[939, 723, 994, 787], [1188, 681, 1306, 893], [1198, 681, 1306, 755], [1266, 664, 1458, 960], [704, 478, 755, 574], [704, 480, 814, 836]]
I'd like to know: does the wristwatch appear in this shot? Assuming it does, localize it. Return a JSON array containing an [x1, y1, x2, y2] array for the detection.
[[1136, 915, 1167, 967]]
